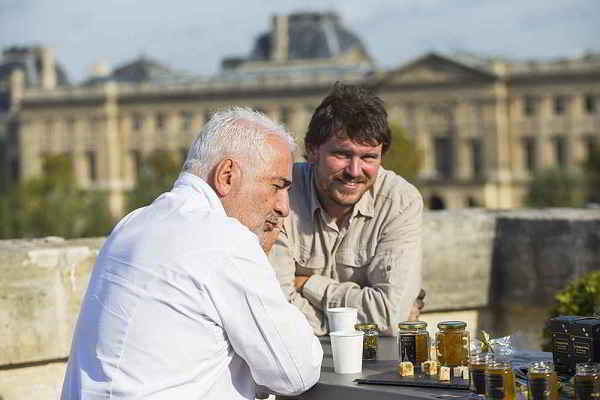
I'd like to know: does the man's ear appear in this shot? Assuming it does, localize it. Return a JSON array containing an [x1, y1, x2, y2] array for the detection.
[[305, 145, 318, 164], [212, 158, 240, 197]]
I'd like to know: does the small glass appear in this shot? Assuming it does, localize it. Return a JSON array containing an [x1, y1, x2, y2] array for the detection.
[[527, 361, 558, 400], [436, 321, 470, 367], [470, 352, 494, 395], [485, 360, 515, 400], [398, 321, 430, 367], [575, 363, 600, 400], [355, 323, 378, 360]]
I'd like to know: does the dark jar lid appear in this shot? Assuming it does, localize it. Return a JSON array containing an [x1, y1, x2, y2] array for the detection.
[[398, 321, 428, 330], [438, 321, 467, 330]]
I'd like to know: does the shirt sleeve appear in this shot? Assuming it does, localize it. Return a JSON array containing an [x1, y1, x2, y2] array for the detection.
[[207, 241, 323, 396], [302, 194, 423, 336], [269, 229, 328, 336]]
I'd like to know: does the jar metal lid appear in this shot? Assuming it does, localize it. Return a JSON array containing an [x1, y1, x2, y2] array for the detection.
[[398, 321, 428, 330], [437, 321, 467, 330], [355, 323, 378, 331]]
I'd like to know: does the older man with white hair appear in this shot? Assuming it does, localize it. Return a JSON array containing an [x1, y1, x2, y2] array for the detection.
[[61, 108, 323, 399]]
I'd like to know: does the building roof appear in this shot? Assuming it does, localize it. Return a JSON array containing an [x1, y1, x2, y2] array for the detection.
[[0, 46, 69, 87], [249, 12, 370, 62]]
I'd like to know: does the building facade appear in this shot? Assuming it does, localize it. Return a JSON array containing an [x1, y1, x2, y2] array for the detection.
[[2, 12, 599, 216]]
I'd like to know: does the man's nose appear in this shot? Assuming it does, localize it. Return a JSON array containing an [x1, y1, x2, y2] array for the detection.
[[345, 157, 362, 178], [274, 189, 290, 218]]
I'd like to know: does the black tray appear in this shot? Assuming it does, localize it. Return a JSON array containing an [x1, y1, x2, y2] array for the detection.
[[355, 370, 470, 390]]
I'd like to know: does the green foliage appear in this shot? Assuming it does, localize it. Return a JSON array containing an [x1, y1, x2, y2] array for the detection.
[[0, 154, 114, 239], [382, 123, 422, 183], [524, 168, 585, 208], [542, 270, 600, 351], [126, 150, 182, 212]]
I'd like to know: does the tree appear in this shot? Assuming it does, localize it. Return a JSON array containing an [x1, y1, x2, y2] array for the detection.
[[0, 154, 114, 239], [126, 150, 181, 212], [524, 167, 585, 208], [382, 123, 422, 183]]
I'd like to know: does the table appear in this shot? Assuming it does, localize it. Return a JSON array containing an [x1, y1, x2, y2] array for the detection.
[[290, 336, 552, 400]]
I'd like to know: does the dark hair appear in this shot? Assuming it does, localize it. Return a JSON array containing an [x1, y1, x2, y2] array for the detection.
[[305, 82, 391, 154]]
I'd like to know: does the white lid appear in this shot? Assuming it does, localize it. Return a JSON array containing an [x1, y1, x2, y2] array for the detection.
[[329, 330, 364, 337]]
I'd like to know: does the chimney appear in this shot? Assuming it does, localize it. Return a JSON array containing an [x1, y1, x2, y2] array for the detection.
[[271, 14, 288, 63], [38, 47, 57, 90], [9, 68, 24, 110]]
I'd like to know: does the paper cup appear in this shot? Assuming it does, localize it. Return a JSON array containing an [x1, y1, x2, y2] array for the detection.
[[330, 330, 364, 374], [327, 307, 357, 333]]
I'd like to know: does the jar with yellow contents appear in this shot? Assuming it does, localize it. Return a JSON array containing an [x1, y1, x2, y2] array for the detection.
[[435, 321, 469, 367]]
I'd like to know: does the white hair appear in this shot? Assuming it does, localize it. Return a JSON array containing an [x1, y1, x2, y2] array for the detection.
[[182, 107, 296, 179]]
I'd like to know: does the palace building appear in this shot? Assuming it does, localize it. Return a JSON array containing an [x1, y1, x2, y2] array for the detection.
[[1, 12, 599, 216]]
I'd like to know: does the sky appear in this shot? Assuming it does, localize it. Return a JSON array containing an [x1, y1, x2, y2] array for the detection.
[[1, 0, 599, 83]]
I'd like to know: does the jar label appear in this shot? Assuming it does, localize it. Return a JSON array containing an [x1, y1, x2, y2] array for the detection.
[[529, 377, 551, 400], [575, 377, 600, 400], [471, 368, 486, 394], [485, 374, 506, 400], [399, 335, 417, 365]]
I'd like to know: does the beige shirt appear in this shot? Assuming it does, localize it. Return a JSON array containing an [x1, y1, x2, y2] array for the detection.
[[269, 163, 423, 336]]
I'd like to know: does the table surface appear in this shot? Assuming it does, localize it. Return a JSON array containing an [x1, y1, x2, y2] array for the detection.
[[288, 336, 551, 400]]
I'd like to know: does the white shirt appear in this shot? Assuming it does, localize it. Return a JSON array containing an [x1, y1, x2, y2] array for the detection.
[[61, 172, 323, 399]]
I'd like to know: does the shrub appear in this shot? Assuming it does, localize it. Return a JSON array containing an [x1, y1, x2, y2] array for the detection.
[[542, 270, 600, 351]]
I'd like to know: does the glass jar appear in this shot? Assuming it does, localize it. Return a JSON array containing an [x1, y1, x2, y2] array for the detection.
[[470, 353, 494, 395], [527, 361, 558, 400], [485, 360, 515, 400], [435, 321, 470, 367], [355, 323, 378, 360], [575, 363, 600, 400], [398, 321, 430, 366]]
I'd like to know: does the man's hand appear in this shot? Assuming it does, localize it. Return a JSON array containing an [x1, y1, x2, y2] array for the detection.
[[294, 275, 310, 291], [260, 227, 280, 254], [407, 288, 426, 321]]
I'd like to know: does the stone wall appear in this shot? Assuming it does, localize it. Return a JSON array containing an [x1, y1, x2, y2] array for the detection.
[[1, 209, 599, 399]]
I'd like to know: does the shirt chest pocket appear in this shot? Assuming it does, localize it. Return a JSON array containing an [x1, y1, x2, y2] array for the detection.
[[335, 251, 370, 287]]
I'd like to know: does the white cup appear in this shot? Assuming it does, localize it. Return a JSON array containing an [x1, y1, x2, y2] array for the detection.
[[330, 330, 364, 374], [326, 307, 357, 332]]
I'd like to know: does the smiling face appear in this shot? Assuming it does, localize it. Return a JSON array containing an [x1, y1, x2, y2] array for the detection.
[[226, 135, 292, 251], [307, 132, 382, 220]]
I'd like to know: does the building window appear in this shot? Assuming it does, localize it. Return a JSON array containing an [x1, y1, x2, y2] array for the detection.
[[522, 136, 536, 172], [584, 95, 596, 114], [585, 135, 598, 162], [181, 111, 193, 131], [129, 150, 142, 178], [203, 111, 212, 125], [180, 147, 188, 164], [156, 113, 165, 131], [10, 158, 20, 182], [434, 136, 453, 179], [132, 113, 143, 131], [552, 135, 567, 168], [66, 118, 76, 133], [523, 96, 536, 116], [470, 138, 483, 178], [280, 106, 290, 125], [86, 151, 97, 182], [553, 96, 567, 115], [429, 195, 446, 210], [466, 197, 479, 208]]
